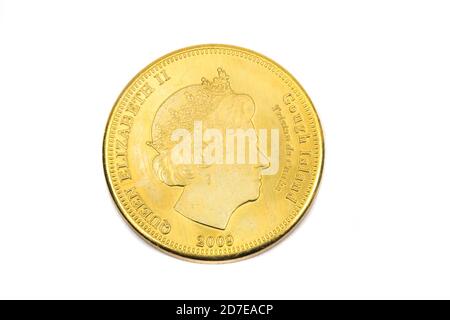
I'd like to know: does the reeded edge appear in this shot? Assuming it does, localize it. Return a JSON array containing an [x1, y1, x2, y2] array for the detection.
[[102, 43, 325, 264]]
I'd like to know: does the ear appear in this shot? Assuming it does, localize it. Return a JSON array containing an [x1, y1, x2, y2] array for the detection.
[[195, 164, 212, 185], [177, 164, 196, 181]]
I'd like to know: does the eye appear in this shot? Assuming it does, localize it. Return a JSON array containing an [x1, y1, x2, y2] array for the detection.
[[233, 95, 255, 118]]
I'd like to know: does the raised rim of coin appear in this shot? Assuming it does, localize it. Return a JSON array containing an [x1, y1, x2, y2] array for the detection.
[[103, 44, 325, 263]]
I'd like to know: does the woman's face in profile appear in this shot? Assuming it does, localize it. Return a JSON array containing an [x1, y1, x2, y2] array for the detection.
[[150, 69, 271, 229], [194, 116, 269, 204]]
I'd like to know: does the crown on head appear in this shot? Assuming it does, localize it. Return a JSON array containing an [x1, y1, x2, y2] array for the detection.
[[201, 67, 231, 94], [149, 67, 233, 152], [183, 67, 231, 106]]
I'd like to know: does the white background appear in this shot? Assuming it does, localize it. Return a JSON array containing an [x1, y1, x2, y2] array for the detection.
[[1, 0, 450, 299]]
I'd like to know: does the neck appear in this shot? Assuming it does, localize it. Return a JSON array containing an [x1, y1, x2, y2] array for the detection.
[[174, 183, 236, 230]]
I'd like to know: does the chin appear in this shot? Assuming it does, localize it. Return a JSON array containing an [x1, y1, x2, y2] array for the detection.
[[237, 179, 262, 203], [248, 186, 261, 201]]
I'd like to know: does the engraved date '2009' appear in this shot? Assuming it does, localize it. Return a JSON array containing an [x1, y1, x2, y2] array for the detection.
[[196, 235, 234, 248]]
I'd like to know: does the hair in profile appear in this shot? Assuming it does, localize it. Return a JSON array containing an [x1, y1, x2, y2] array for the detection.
[[150, 68, 255, 186]]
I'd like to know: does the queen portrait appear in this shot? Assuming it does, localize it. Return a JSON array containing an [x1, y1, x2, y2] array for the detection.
[[149, 68, 268, 230]]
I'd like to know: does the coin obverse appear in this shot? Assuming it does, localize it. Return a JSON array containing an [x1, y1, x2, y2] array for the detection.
[[103, 44, 324, 262]]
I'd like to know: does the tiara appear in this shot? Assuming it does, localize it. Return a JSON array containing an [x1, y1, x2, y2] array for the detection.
[[148, 68, 233, 151], [201, 67, 231, 94]]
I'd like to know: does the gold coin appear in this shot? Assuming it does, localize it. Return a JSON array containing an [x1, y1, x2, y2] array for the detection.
[[103, 44, 324, 262]]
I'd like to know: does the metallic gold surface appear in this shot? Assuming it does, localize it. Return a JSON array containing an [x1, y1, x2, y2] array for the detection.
[[103, 44, 324, 262]]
